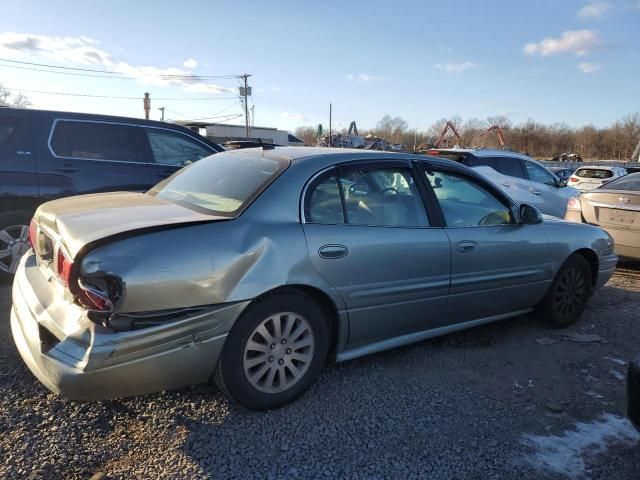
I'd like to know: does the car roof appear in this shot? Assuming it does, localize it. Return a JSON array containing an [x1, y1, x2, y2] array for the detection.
[[435, 147, 533, 161], [575, 165, 621, 171], [0, 107, 221, 147]]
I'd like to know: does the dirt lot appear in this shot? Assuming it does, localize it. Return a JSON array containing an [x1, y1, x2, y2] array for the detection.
[[1, 263, 639, 479]]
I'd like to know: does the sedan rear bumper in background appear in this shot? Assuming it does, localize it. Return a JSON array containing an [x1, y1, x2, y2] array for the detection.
[[11, 254, 248, 401]]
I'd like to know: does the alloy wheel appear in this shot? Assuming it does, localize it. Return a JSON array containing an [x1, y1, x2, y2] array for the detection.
[[243, 312, 315, 394], [551, 267, 586, 318], [0, 225, 30, 274]]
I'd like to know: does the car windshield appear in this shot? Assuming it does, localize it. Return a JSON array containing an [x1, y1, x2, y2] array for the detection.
[[575, 168, 613, 179], [148, 152, 288, 216], [600, 173, 640, 191]]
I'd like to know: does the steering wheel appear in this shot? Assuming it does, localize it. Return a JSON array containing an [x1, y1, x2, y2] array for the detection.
[[478, 211, 510, 226], [380, 187, 399, 195]]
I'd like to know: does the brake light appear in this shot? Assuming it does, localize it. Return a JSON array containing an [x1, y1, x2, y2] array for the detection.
[[56, 248, 73, 288], [567, 196, 582, 212], [427, 149, 440, 155], [569, 176, 579, 183], [28, 219, 37, 249], [78, 288, 110, 311]]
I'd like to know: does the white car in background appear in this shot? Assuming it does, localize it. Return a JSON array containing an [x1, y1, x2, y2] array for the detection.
[[568, 166, 628, 192], [430, 148, 580, 218]]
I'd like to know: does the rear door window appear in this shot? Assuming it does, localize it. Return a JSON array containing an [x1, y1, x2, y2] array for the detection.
[[495, 157, 526, 178], [0, 114, 24, 148], [51, 120, 147, 162], [145, 129, 213, 166]]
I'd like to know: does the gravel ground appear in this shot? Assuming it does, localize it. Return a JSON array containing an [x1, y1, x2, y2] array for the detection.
[[1, 263, 640, 479]]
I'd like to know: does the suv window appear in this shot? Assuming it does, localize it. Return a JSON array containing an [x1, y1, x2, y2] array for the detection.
[[495, 157, 526, 178], [461, 155, 497, 170], [524, 161, 557, 186], [0, 114, 23, 148], [425, 169, 513, 227], [51, 120, 146, 162], [146, 129, 213, 166]]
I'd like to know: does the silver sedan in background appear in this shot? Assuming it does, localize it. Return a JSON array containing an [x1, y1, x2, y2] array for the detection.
[[12, 148, 617, 410]]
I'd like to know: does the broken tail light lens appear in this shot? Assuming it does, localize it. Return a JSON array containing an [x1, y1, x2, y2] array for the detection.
[[56, 248, 73, 288], [28, 219, 37, 249]]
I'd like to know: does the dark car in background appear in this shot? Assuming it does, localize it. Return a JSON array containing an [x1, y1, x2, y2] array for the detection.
[[0, 108, 222, 279], [549, 167, 574, 186]]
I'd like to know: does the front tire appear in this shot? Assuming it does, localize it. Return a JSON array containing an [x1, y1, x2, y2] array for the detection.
[[536, 253, 592, 328], [214, 290, 329, 410]]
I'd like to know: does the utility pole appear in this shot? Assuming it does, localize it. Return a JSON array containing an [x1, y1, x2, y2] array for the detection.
[[143, 92, 150, 120], [240, 74, 252, 137], [329, 103, 332, 148], [158, 107, 165, 122]]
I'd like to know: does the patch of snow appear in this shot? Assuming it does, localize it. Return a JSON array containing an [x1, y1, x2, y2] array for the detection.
[[604, 356, 626, 366], [521, 413, 640, 479], [585, 390, 604, 400], [609, 369, 625, 381]]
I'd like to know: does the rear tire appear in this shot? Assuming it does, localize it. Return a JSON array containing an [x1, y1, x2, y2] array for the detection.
[[0, 211, 32, 283], [214, 290, 329, 410], [536, 253, 592, 328]]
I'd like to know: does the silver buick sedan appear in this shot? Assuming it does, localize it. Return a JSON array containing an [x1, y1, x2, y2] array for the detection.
[[12, 147, 617, 410]]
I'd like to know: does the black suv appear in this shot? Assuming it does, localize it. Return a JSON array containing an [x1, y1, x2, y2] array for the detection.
[[0, 108, 223, 279]]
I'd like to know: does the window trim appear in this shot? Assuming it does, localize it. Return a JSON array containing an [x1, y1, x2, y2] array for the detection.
[[300, 159, 433, 228], [417, 161, 518, 228], [47, 118, 216, 165]]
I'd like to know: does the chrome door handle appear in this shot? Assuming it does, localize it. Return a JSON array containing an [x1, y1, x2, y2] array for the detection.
[[502, 183, 511, 187], [532, 190, 542, 195], [318, 244, 349, 259], [456, 241, 477, 253]]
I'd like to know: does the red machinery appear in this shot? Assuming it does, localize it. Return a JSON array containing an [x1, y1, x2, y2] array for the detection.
[[434, 121, 463, 148], [480, 125, 506, 147]]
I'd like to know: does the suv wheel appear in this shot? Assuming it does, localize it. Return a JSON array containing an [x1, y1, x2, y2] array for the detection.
[[0, 211, 32, 282]]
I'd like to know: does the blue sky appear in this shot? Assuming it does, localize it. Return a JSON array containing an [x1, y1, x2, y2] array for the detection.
[[1, 0, 638, 131]]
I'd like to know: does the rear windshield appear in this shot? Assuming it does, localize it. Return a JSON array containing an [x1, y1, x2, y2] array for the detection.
[[600, 173, 640, 191], [575, 168, 613, 179], [148, 151, 289, 216], [0, 114, 23, 147]]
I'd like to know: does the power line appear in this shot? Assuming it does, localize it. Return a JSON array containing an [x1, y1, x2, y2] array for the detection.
[[0, 57, 240, 79], [1, 86, 238, 101]]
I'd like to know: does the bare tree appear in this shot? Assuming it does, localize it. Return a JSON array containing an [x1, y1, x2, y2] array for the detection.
[[0, 83, 31, 108], [373, 115, 408, 144], [294, 126, 318, 146]]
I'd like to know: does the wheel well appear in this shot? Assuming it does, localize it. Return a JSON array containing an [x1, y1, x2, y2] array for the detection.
[[574, 248, 598, 286], [0, 197, 41, 217], [259, 285, 341, 356]]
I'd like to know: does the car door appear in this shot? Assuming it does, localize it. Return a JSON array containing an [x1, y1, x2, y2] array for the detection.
[[42, 119, 154, 199], [301, 161, 451, 349], [143, 128, 217, 184], [522, 160, 567, 217], [420, 164, 552, 323]]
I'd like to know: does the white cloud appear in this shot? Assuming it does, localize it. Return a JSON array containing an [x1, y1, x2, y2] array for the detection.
[[433, 62, 477, 73], [578, 1, 611, 18], [182, 58, 197, 69], [0, 32, 233, 94], [523, 30, 602, 56], [347, 73, 387, 82], [578, 61, 602, 73], [280, 111, 308, 122]]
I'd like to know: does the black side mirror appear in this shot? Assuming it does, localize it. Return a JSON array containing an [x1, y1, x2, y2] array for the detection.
[[519, 204, 543, 224], [558, 178, 567, 187]]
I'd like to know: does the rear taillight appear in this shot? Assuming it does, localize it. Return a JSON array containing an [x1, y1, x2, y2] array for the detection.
[[28, 219, 37, 249], [569, 176, 579, 183], [76, 279, 114, 312], [567, 196, 582, 212], [55, 248, 73, 288]]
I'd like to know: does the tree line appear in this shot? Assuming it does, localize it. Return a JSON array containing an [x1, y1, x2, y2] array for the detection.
[[295, 112, 640, 161]]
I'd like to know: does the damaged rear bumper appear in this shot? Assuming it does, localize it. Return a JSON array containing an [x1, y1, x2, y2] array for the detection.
[[11, 253, 249, 401]]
